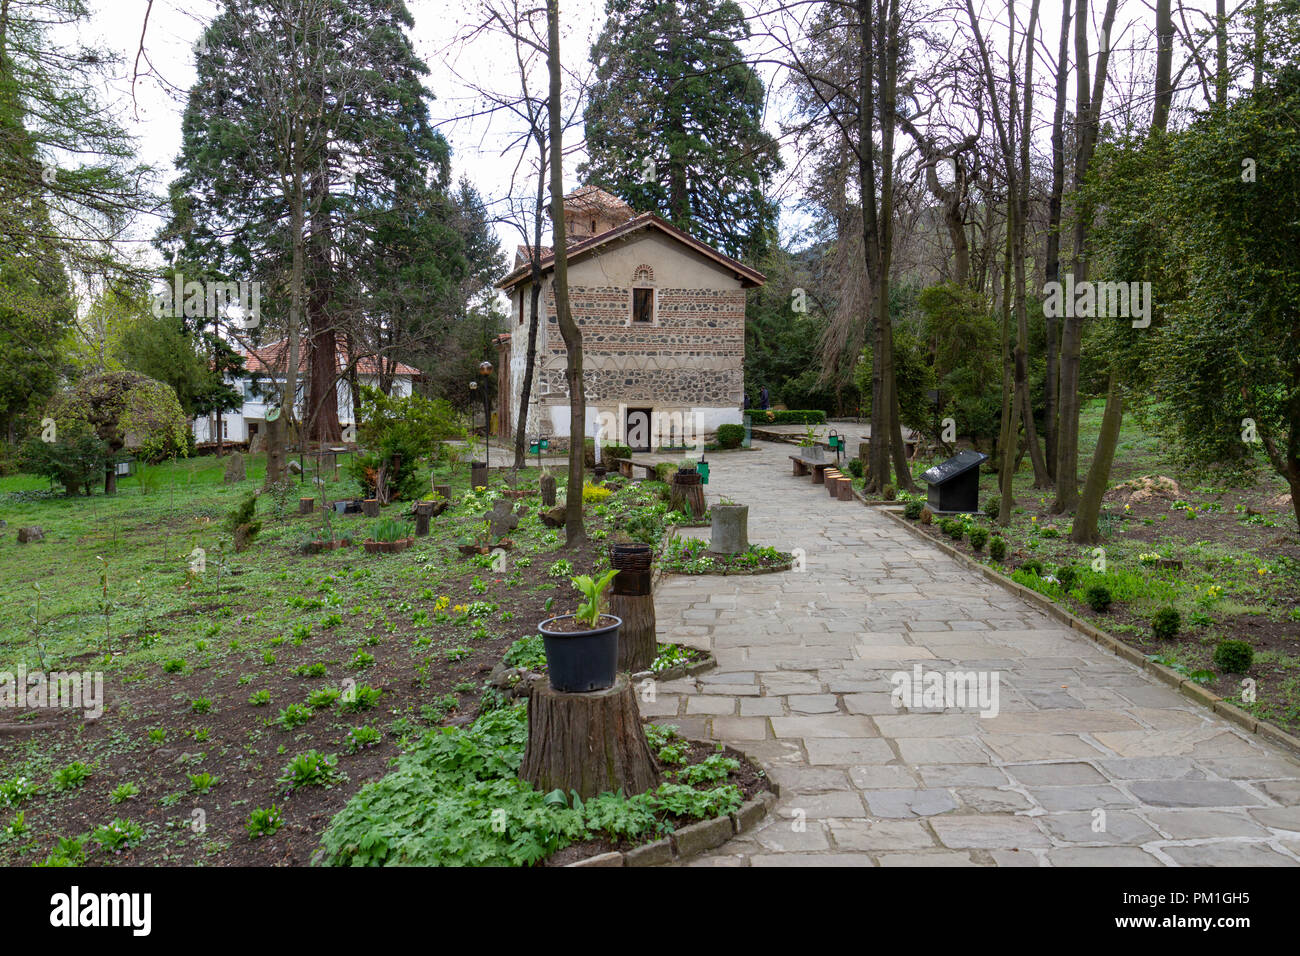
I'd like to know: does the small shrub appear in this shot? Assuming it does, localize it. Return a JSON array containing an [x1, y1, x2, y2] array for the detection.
[[245, 806, 283, 840], [920, 507, 933, 525], [1151, 607, 1181, 640], [275, 703, 313, 730], [1019, 559, 1044, 577], [903, 500, 923, 520], [1085, 584, 1113, 612], [988, 537, 1007, 561], [968, 527, 988, 551], [1212, 639, 1253, 674], [882, 484, 897, 501], [983, 495, 1001, 519], [847, 458, 864, 478], [51, 762, 92, 791], [1056, 564, 1079, 592], [946, 520, 964, 540], [716, 424, 745, 448], [278, 750, 342, 790]]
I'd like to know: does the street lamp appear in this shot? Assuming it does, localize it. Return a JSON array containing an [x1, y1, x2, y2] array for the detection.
[[470, 360, 494, 467]]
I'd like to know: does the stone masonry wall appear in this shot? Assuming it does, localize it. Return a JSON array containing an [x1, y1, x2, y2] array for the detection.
[[540, 285, 745, 406]]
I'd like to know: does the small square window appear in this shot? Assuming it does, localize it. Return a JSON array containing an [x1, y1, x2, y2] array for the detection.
[[632, 287, 654, 323]]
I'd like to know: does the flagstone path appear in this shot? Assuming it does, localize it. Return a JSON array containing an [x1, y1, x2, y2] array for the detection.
[[648, 442, 1300, 866]]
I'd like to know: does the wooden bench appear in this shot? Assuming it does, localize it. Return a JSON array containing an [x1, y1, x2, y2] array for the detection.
[[611, 457, 659, 480], [790, 454, 833, 484]]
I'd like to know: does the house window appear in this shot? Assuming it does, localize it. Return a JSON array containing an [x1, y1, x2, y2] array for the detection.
[[221, 419, 228, 438], [518, 291, 524, 325], [632, 287, 654, 323]]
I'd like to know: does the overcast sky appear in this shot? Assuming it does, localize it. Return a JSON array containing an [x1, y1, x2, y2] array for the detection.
[[78, 0, 1222, 267]]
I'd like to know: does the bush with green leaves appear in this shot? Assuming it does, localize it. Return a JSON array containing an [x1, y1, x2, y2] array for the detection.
[[982, 495, 1001, 519], [50, 761, 91, 791], [350, 384, 464, 501], [1151, 607, 1181, 640], [1213, 639, 1253, 674], [1056, 564, 1079, 592], [245, 806, 283, 840], [967, 527, 988, 551], [278, 751, 343, 791], [504, 633, 546, 670], [1019, 559, 1044, 577], [715, 424, 745, 448], [19, 434, 110, 496], [320, 705, 743, 867], [847, 457, 864, 478], [988, 536, 1007, 561], [903, 499, 923, 519], [1085, 584, 1113, 612]]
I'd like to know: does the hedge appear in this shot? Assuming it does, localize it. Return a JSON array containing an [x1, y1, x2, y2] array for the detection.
[[754, 410, 827, 425]]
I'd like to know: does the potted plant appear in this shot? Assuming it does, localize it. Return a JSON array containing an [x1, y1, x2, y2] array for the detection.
[[799, 425, 823, 460], [538, 569, 621, 692], [364, 517, 414, 553]]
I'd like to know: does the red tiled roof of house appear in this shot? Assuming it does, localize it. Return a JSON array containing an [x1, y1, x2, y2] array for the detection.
[[239, 340, 420, 378]]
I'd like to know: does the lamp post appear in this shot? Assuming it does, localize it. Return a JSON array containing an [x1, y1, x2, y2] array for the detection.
[[470, 360, 494, 468]]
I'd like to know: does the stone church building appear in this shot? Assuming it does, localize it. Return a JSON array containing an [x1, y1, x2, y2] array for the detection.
[[494, 186, 764, 452]]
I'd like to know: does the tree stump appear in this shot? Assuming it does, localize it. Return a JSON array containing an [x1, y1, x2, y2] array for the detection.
[[670, 474, 706, 520], [298, 497, 314, 514], [433, 483, 452, 501], [540, 473, 556, 506], [470, 461, 488, 489], [520, 675, 660, 799], [414, 502, 433, 536], [362, 499, 380, 518]]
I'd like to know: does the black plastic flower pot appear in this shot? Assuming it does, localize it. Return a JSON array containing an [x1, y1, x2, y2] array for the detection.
[[538, 614, 622, 693]]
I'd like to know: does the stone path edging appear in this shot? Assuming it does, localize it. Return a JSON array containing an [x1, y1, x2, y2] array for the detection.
[[878, 506, 1300, 758]]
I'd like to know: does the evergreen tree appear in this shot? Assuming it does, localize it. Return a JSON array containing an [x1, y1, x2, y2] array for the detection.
[[579, 0, 781, 260]]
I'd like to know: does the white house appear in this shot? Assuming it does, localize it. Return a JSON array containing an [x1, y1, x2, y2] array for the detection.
[[192, 340, 419, 446]]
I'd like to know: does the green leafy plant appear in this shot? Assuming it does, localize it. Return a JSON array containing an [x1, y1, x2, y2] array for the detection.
[[903, 499, 923, 519], [275, 703, 313, 730], [344, 726, 382, 754], [51, 761, 92, 791], [340, 684, 382, 712], [245, 806, 283, 840], [278, 751, 342, 791], [571, 569, 620, 627], [988, 536, 1007, 561], [967, 527, 988, 551], [1213, 639, 1253, 674], [93, 817, 144, 854], [982, 495, 1001, 519], [109, 782, 140, 805], [188, 772, 217, 794], [1085, 584, 1113, 613], [1151, 607, 1181, 640], [370, 517, 412, 543]]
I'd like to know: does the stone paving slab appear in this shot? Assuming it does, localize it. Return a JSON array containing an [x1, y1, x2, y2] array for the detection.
[[657, 442, 1300, 867]]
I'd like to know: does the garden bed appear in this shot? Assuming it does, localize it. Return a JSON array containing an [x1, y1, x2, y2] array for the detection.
[[0, 458, 697, 866], [658, 537, 794, 575], [892, 478, 1300, 733]]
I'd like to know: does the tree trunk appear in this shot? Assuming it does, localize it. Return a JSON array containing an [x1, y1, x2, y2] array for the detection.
[[520, 675, 660, 799], [1043, 0, 1072, 481], [1072, 369, 1123, 543], [546, 0, 585, 546], [670, 474, 707, 520], [513, 133, 549, 470]]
